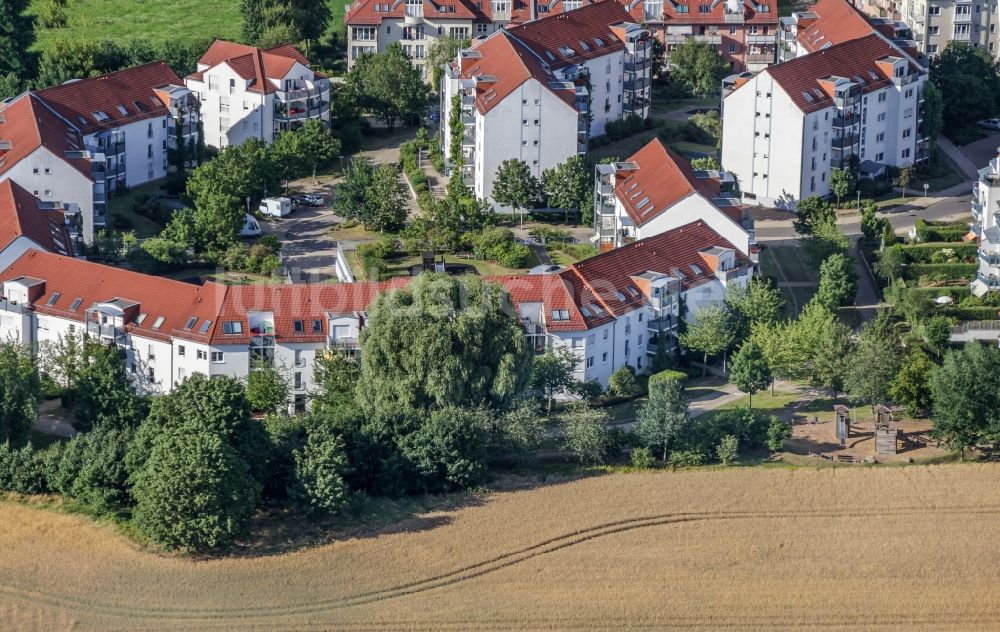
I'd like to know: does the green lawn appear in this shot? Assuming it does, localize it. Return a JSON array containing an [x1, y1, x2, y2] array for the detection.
[[768, 246, 816, 283], [107, 183, 169, 238], [547, 242, 595, 267], [758, 249, 782, 281], [29, 0, 352, 52]]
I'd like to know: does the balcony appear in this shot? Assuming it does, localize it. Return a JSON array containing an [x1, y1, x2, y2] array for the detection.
[[979, 250, 1000, 266], [647, 316, 677, 332], [694, 34, 722, 45], [624, 77, 649, 93], [831, 133, 860, 149], [623, 97, 650, 115], [276, 86, 330, 102], [724, 11, 745, 22], [976, 271, 1000, 287], [624, 57, 651, 74], [273, 100, 330, 122], [954, 12, 973, 22], [832, 115, 860, 128], [745, 52, 775, 64], [746, 34, 775, 45], [86, 322, 126, 345], [404, 5, 424, 23]]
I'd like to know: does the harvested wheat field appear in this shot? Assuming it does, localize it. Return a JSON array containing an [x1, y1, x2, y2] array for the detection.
[[3, 465, 1000, 631]]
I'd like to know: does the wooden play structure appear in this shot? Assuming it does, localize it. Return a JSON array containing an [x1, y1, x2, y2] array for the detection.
[[834, 405, 850, 448], [873, 405, 898, 455]]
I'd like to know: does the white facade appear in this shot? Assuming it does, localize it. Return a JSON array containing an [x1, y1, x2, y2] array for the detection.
[[721, 55, 928, 209], [971, 152, 1000, 295], [186, 56, 330, 150], [899, 0, 1000, 57]]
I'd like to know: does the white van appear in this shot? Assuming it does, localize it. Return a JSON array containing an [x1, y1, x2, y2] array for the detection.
[[259, 197, 292, 218], [240, 214, 263, 237]]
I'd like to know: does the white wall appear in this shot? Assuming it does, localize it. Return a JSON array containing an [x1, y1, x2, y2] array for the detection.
[[632, 193, 751, 255], [0, 237, 48, 271], [188, 64, 270, 148], [0, 147, 95, 241]]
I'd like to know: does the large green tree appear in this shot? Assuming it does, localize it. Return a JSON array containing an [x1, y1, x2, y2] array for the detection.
[[530, 348, 578, 416], [0, 0, 35, 78], [668, 38, 726, 97], [930, 343, 1000, 457], [845, 311, 902, 407], [930, 42, 1000, 139], [426, 36, 470, 88], [889, 349, 934, 418], [541, 156, 591, 222], [814, 252, 858, 311], [131, 427, 259, 552], [492, 159, 540, 224], [724, 277, 785, 345], [289, 424, 350, 515], [269, 119, 341, 182], [357, 274, 533, 416], [729, 339, 772, 409], [636, 374, 688, 460], [74, 342, 147, 433], [346, 43, 428, 132], [793, 196, 835, 236], [0, 342, 40, 446], [679, 303, 735, 376], [561, 407, 611, 464], [400, 406, 489, 491], [366, 163, 408, 233]]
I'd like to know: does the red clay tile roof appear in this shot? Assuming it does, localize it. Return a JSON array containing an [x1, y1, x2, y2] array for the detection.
[[0, 250, 226, 343], [189, 40, 313, 94], [214, 279, 411, 344], [0, 93, 92, 181], [615, 138, 720, 227], [36, 62, 183, 135], [766, 34, 918, 113], [794, 0, 881, 53], [631, 0, 778, 25], [0, 181, 74, 257], [487, 273, 595, 331], [460, 31, 578, 114], [562, 220, 748, 325], [505, 1, 634, 68]]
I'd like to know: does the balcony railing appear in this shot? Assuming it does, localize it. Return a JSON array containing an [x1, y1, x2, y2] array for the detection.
[[831, 133, 860, 149], [276, 86, 330, 102], [624, 57, 651, 74], [745, 52, 775, 64], [273, 101, 330, 122], [724, 11, 745, 22], [624, 77, 649, 93], [978, 250, 1000, 266]]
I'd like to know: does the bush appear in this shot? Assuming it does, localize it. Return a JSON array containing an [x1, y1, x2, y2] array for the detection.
[[356, 236, 396, 280], [716, 434, 739, 465], [648, 369, 687, 389], [630, 446, 655, 468], [903, 263, 977, 282], [766, 417, 792, 452], [913, 218, 969, 243], [608, 366, 639, 398], [470, 227, 531, 268], [0, 443, 48, 494], [604, 115, 647, 141], [668, 450, 704, 467], [939, 306, 1000, 320], [900, 244, 976, 264]]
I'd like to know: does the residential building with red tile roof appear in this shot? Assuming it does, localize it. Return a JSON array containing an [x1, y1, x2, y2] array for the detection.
[[721, 33, 929, 209], [780, 0, 923, 64], [617, 0, 779, 73], [0, 212, 752, 398], [344, 0, 611, 80], [35, 61, 201, 192], [0, 181, 76, 269], [0, 93, 106, 244], [441, 2, 651, 208], [184, 40, 330, 149], [593, 138, 752, 253]]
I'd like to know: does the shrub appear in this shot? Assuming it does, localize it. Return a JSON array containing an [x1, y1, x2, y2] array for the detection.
[[668, 450, 704, 467], [903, 263, 977, 282], [0, 443, 48, 494], [630, 446, 655, 469], [716, 434, 739, 465], [604, 115, 646, 141], [766, 417, 792, 452], [648, 369, 687, 389], [608, 366, 639, 397], [913, 218, 969, 243], [470, 227, 531, 268]]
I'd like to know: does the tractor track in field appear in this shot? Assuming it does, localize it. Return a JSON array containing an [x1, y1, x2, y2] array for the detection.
[[3, 504, 1000, 625]]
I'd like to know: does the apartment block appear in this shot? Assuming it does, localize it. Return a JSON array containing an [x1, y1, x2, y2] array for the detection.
[[971, 150, 1000, 295], [35, 62, 201, 192], [344, 0, 609, 80], [593, 138, 752, 254], [184, 41, 330, 149], [441, 1, 651, 206], [780, 0, 922, 62], [0, 180, 76, 269], [628, 0, 780, 73], [721, 34, 929, 209], [897, 0, 1000, 57], [0, 93, 106, 244]]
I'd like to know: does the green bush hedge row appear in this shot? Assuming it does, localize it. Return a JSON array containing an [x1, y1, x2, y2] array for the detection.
[[914, 218, 970, 243], [903, 263, 977, 281], [938, 305, 1000, 321], [899, 243, 977, 263]]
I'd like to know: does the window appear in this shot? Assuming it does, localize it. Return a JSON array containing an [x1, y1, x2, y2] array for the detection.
[[148, 347, 155, 360], [624, 340, 630, 357], [196, 349, 207, 360], [311, 319, 322, 333], [902, 148, 911, 159], [295, 349, 305, 367], [876, 132, 885, 143], [46, 292, 60, 306], [152, 316, 165, 330], [222, 321, 243, 334], [603, 329, 609, 340], [178, 345, 186, 356], [147, 367, 155, 380], [211, 351, 224, 363], [902, 128, 911, 139], [184, 317, 197, 330], [877, 112, 886, 122], [877, 92, 887, 103], [293, 319, 304, 333], [602, 352, 608, 363], [928, 26, 939, 35], [294, 372, 303, 390], [586, 356, 594, 368], [875, 152, 884, 162], [729, 43, 736, 53]]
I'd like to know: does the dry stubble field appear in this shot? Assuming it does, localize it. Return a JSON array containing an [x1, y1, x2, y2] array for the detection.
[[3, 464, 1000, 630]]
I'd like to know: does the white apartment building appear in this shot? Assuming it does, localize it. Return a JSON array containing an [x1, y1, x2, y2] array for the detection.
[[0, 93, 106, 244], [185, 41, 331, 149], [344, 0, 611, 80], [441, 1, 651, 207], [594, 138, 752, 254], [898, 0, 1000, 57], [35, 62, 201, 192], [721, 33, 929, 209], [0, 180, 76, 270], [780, 0, 923, 63], [971, 150, 1000, 295]]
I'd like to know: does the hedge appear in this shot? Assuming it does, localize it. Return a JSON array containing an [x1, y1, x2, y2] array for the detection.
[[914, 218, 970, 243], [902, 263, 977, 281], [938, 306, 1000, 321], [899, 243, 977, 263], [648, 369, 687, 388]]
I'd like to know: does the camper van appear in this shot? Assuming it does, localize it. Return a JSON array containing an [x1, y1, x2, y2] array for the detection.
[[259, 197, 292, 218], [240, 214, 263, 238]]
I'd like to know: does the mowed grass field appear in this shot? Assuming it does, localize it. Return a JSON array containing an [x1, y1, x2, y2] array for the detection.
[[28, 0, 352, 51], [4, 464, 1000, 629]]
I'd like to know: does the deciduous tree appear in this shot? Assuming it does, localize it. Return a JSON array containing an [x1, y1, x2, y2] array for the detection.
[[530, 348, 578, 416], [492, 159, 540, 224], [0, 342, 39, 446], [668, 39, 726, 97], [890, 349, 934, 417], [729, 339, 771, 409], [289, 425, 350, 515], [74, 342, 147, 432], [426, 36, 470, 88], [792, 196, 835, 236], [346, 44, 428, 132], [636, 375, 688, 460], [541, 156, 591, 222], [0, 0, 35, 77], [724, 277, 785, 344], [930, 343, 1000, 458], [679, 304, 735, 376], [561, 406, 611, 464], [814, 252, 858, 310], [845, 311, 902, 407]]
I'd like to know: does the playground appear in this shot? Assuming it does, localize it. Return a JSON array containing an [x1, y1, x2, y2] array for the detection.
[[783, 404, 946, 464]]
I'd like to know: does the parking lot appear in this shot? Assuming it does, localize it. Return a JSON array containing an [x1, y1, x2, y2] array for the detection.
[[960, 129, 1000, 170]]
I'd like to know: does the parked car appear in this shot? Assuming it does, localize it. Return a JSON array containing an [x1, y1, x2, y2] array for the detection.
[[291, 194, 323, 207], [239, 214, 263, 237], [978, 119, 1000, 131]]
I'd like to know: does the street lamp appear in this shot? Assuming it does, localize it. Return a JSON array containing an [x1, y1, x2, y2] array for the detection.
[[856, 189, 861, 210], [923, 183, 929, 198]]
